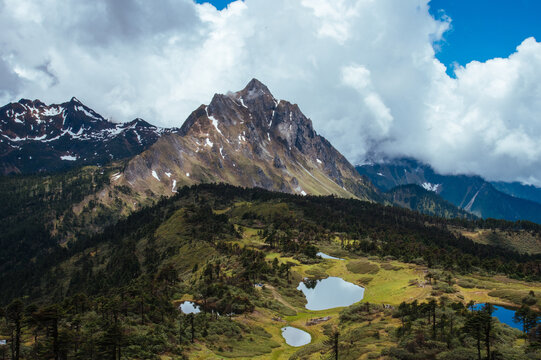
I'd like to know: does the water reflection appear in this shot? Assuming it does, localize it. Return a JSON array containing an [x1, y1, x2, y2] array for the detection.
[[317, 252, 344, 260], [473, 304, 521, 330], [179, 301, 201, 314], [297, 277, 364, 311], [281, 326, 311, 347]]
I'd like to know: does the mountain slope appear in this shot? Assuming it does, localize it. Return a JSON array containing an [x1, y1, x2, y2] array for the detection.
[[491, 181, 541, 205], [5, 183, 540, 303], [120, 79, 379, 200], [357, 158, 541, 223], [0, 97, 174, 174], [386, 184, 475, 219]]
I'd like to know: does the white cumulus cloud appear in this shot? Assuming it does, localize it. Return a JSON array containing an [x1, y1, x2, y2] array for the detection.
[[1, 0, 541, 185]]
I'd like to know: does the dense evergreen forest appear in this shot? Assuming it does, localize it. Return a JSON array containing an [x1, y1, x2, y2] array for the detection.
[[1, 183, 540, 358], [0, 163, 130, 301]]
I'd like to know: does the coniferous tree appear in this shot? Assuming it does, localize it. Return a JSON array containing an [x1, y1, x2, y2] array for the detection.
[[464, 310, 483, 360], [188, 313, 195, 343], [480, 304, 495, 360], [324, 327, 340, 360], [514, 305, 540, 334], [6, 299, 23, 360]]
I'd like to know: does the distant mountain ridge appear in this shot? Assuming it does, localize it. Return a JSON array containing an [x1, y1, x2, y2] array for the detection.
[[491, 181, 541, 205], [0, 97, 176, 174], [386, 184, 475, 219], [357, 158, 541, 223], [117, 79, 380, 201]]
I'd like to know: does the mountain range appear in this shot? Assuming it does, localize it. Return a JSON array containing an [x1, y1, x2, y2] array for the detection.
[[3, 80, 541, 225], [357, 158, 541, 223], [0, 97, 175, 174]]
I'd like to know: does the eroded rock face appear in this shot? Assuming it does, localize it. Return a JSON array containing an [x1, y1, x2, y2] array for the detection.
[[0, 97, 175, 174], [122, 79, 380, 201]]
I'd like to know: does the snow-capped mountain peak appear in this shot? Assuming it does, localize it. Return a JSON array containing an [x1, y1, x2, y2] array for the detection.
[[0, 98, 177, 174]]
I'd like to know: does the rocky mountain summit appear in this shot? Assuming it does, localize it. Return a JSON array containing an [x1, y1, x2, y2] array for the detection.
[[120, 79, 379, 200], [0, 97, 173, 174]]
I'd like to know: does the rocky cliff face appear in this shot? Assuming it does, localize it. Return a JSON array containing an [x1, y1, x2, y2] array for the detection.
[[121, 79, 379, 200], [0, 97, 173, 174]]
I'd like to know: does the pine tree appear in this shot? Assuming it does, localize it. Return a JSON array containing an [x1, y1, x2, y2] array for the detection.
[[480, 304, 495, 360], [463, 310, 483, 360], [324, 327, 340, 360], [6, 299, 24, 360]]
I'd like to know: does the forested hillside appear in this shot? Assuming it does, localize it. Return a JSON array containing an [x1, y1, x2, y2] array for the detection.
[[385, 184, 475, 220], [1, 184, 540, 359], [3, 183, 541, 302], [0, 163, 142, 302]]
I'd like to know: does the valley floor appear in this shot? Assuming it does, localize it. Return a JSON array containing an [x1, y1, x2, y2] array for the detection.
[[173, 227, 541, 359]]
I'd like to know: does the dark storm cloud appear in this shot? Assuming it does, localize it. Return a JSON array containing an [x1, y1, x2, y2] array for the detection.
[[0, 57, 21, 97], [36, 61, 59, 87]]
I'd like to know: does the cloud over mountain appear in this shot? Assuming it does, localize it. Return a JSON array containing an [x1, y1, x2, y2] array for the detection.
[[1, 0, 541, 184]]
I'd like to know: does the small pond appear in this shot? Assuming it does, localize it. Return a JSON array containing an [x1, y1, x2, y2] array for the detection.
[[472, 304, 520, 330], [317, 252, 344, 260], [297, 276, 365, 311], [281, 326, 311, 347], [179, 301, 201, 314]]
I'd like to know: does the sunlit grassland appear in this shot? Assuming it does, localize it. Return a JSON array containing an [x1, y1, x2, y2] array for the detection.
[[172, 223, 541, 359]]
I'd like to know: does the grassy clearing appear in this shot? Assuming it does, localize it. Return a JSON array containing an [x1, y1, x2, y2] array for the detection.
[[210, 325, 279, 358], [358, 266, 430, 305], [454, 274, 541, 311], [380, 262, 403, 271], [229, 201, 294, 221], [346, 260, 380, 274], [487, 289, 540, 308], [456, 227, 541, 255]]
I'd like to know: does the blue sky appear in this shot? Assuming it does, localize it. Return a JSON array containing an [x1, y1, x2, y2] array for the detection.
[[429, 0, 541, 74], [196, 0, 541, 74], [195, 0, 235, 10]]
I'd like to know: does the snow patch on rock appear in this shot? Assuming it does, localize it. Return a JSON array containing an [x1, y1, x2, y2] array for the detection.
[[239, 98, 248, 108], [421, 182, 440, 192], [43, 107, 63, 117]]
